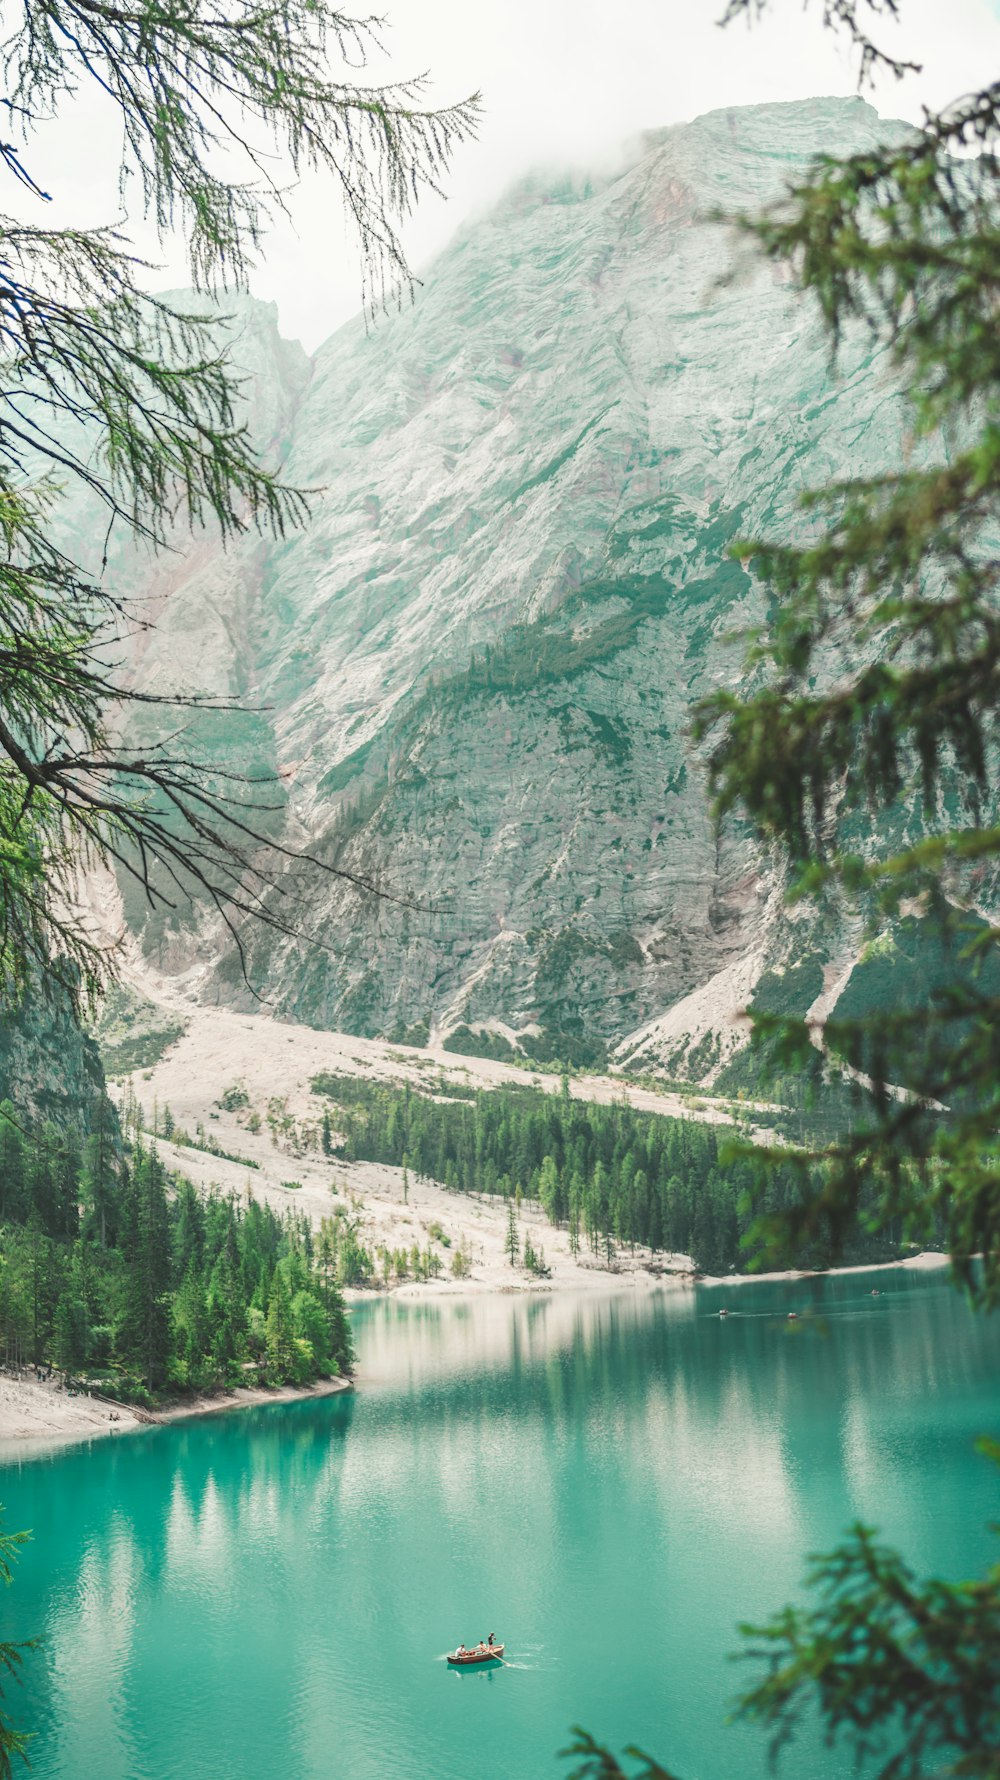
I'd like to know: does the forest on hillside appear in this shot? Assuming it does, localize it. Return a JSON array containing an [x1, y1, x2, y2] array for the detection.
[[311, 1073, 916, 1274], [0, 1101, 353, 1402], [0, 1059, 934, 1407]]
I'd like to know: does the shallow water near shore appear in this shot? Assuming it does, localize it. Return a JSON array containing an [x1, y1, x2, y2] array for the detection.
[[1, 1266, 998, 1780]]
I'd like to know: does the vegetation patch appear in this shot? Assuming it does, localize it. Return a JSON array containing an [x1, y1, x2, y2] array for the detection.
[[750, 953, 827, 1021], [91, 983, 187, 1078], [218, 1082, 251, 1112], [827, 910, 1000, 1096], [385, 1018, 430, 1049], [317, 735, 378, 800], [0, 1100, 352, 1397], [309, 1069, 909, 1274], [442, 1024, 518, 1062], [98, 1024, 187, 1077]]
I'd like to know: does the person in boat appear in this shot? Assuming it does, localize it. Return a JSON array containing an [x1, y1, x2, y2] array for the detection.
[[487, 1633, 495, 1648], [457, 1644, 467, 1656]]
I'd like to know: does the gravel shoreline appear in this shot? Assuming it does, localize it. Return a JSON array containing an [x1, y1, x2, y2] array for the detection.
[[0, 1372, 352, 1460]]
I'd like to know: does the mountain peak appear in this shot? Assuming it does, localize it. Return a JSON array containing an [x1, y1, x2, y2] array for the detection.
[[106, 95, 908, 1072]]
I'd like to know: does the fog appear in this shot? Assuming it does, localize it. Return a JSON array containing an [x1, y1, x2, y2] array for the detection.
[[11, 0, 1000, 348]]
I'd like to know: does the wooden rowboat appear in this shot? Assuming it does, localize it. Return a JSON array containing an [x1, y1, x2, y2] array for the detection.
[[447, 1643, 504, 1666]]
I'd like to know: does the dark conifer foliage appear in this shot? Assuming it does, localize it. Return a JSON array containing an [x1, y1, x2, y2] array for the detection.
[[573, 4, 1000, 1777], [312, 1073, 914, 1273], [0, 1101, 352, 1399], [0, 1514, 35, 1780], [694, 4, 1000, 1307]]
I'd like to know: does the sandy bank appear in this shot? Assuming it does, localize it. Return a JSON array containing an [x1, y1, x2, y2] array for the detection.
[[94, 957, 770, 1305], [346, 1248, 950, 1305], [151, 1376, 352, 1426], [143, 1127, 697, 1303], [345, 1260, 692, 1304], [698, 1250, 950, 1288], [0, 1373, 352, 1460], [117, 984, 770, 1135], [0, 1372, 147, 1449]]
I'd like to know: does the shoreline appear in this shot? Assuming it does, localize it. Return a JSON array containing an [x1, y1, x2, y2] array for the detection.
[[341, 1258, 695, 1304], [150, 1375, 353, 1427], [0, 1251, 952, 1459], [0, 1374, 352, 1462], [697, 1250, 950, 1290], [344, 1247, 951, 1304]]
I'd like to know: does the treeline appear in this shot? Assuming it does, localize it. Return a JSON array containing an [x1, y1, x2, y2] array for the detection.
[[0, 1101, 352, 1403], [312, 1072, 910, 1274]]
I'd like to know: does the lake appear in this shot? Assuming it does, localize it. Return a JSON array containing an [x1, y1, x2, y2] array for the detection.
[[1, 1267, 998, 1780]]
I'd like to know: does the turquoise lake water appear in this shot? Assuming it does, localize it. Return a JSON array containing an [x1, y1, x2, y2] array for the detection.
[[1, 1268, 998, 1780]]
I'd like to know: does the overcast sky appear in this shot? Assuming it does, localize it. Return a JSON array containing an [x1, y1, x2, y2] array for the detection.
[[21, 0, 1000, 350]]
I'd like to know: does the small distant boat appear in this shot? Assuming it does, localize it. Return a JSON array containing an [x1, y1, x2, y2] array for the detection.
[[447, 1642, 504, 1666]]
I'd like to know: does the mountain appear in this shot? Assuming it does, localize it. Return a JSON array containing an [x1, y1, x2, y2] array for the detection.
[[96, 97, 917, 1076], [0, 975, 109, 1131]]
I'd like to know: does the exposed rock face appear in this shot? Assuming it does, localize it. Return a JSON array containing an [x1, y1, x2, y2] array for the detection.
[[102, 98, 913, 1063], [0, 978, 108, 1130]]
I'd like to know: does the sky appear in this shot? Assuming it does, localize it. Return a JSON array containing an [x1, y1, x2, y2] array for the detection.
[[16, 0, 1000, 350]]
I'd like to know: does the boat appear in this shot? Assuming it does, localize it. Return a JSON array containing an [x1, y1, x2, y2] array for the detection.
[[447, 1642, 504, 1666]]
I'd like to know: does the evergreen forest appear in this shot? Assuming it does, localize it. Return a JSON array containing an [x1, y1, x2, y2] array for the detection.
[[0, 1101, 353, 1404], [311, 1072, 916, 1274]]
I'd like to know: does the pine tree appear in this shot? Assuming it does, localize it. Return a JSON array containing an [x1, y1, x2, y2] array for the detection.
[[290, 1290, 329, 1374], [0, 1514, 36, 1780], [325, 1286, 354, 1375], [206, 1236, 246, 1378], [117, 1150, 172, 1392], [576, 7, 1000, 1777], [505, 1202, 520, 1269], [25, 1216, 57, 1365], [51, 1294, 86, 1373], [27, 1128, 59, 1238], [0, 1109, 25, 1226], [0, 6, 479, 1014], [539, 1155, 561, 1224], [171, 1179, 206, 1279], [82, 1096, 117, 1249], [265, 1270, 296, 1383], [173, 1266, 209, 1381]]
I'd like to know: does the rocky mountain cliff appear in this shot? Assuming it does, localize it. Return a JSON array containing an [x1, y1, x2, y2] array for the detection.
[[0, 977, 109, 1131], [98, 97, 917, 1074]]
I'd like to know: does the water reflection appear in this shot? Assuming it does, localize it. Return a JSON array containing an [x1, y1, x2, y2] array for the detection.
[[0, 1266, 996, 1780]]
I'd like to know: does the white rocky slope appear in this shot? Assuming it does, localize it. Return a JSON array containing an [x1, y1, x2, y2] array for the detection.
[[97, 97, 913, 1070]]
